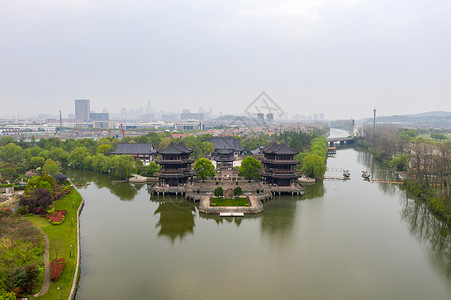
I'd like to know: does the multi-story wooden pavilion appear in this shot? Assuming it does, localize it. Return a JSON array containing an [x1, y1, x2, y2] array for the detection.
[[259, 141, 299, 186], [157, 142, 195, 186]]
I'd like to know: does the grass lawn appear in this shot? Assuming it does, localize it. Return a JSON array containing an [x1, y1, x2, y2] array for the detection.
[[211, 197, 249, 206], [24, 186, 83, 300], [417, 133, 449, 142]]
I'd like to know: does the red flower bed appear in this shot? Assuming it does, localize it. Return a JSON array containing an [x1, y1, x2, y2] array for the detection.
[[46, 210, 67, 223], [50, 258, 65, 281]]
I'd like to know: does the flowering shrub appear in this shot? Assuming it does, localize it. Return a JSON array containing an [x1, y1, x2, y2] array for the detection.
[[53, 185, 71, 200], [50, 258, 65, 281], [46, 210, 67, 225]]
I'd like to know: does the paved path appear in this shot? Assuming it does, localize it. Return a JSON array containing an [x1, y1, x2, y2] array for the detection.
[[33, 225, 50, 297]]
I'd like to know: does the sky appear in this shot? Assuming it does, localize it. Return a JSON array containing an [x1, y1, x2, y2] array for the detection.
[[1, 0, 450, 120]]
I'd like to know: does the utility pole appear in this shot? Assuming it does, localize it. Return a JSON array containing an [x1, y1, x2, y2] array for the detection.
[[373, 109, 377, 130]]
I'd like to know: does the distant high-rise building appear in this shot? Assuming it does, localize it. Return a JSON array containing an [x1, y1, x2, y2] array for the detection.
[[121, 108, 126, 120], [266, 113, 274, 124], [75, 99, 90, 121], [146, 100, 151, 114], [313, 113, 318, 121], [257, 113, 265, 124], [319, 113, 324, 120]]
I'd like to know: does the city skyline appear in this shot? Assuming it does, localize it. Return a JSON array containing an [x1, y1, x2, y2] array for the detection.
[[1, 1, 450, 119]]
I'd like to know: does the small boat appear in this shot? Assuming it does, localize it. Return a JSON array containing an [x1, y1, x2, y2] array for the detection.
[[343, 169, 351, 179], [362, 170, 371, 179]]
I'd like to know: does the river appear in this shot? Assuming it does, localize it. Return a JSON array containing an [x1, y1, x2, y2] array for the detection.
[[71, 129, 450, 299]]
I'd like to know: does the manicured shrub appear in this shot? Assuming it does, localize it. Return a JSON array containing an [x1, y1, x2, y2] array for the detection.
[[234, 186, 243, 196], [50, 258, 65, 281], [214, 187, 223, 197], [46, 210, 67, 225]]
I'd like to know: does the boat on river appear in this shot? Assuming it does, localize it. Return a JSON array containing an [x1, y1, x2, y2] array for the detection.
[[343, 169, 350, 179], [362, 170, 371, 179]]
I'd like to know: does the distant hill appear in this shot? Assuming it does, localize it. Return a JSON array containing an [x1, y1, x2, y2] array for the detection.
[[360, 111, 451, 128]]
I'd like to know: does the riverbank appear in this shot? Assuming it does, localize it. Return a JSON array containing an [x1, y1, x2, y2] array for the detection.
[[24, 186, 83, 299], [357, 139, 450, 225]]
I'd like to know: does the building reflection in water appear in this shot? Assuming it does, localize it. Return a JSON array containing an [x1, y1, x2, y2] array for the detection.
[[152, 198, 196, 243]]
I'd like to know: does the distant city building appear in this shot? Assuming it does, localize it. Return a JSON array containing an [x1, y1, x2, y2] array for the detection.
[[161, 114, 178, 121], [121, 108, 126, 120], [90, 112, 109, 121], [175, 120, 204, 131], [319, 113, 324, 120], [313, 113, 318, 121], [267, 113, 274, 124], [180, 109, 204, 121], [75, 99, 90, 121], [256, 113, 265, 124]]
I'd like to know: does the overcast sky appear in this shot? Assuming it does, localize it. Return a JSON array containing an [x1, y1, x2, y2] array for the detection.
[[1, 0, 450, 120]]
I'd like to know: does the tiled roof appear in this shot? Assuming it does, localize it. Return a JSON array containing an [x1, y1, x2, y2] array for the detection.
[[158, 142, 193, 154], [111, 143, 156, 155], [208, 137, 243, 151]]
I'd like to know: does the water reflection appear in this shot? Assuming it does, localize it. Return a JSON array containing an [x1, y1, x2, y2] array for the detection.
[[356, 149, 398, 196], [199, 213, 259, 226], [260, 197, 297, 245], [67, 169, 143, 200], [400, 193, 451, 280], [304, 181, 325, 199], [151, 198, 196, 243]]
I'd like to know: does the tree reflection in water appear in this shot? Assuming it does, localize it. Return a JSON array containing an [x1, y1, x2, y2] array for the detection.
[[151, 198, 196, 243], [66, 169, 144, 200], [357, 150, 398, 196], [400, 193, 451, 280]]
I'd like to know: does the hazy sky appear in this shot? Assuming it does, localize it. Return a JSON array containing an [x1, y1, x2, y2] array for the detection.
[[1, 0, 450, 120]]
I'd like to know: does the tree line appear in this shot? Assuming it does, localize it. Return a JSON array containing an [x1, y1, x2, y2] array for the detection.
[[358, 125, 450, 224]]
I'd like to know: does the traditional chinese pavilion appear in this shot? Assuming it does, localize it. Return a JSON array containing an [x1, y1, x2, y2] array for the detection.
[[259, 141, 299, 186], [157, 142, 195, 186]]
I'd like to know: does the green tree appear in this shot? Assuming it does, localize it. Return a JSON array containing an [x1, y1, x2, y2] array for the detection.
[[1, 143, 24, 164], [92, 153, 111, 173], [110, 155, 136, 179], [30, 156, 45, 169], [301, 153, 326, 178], [202, 142, 215, 156], [238, 156, 262, 181], [194, 158, 215, 182], [431, 133, 447, 141], [25, 174, 55, 195], [0, 136, 15, 147], [97, 144, 112, 155], [389, 155, 408, 171], [42, 159, 60, 176], [141, 161, 160, 177], [234, 186, 243, 196], [214, 187, 224, 197], [48, 146, 68, 166], [68, 147, 89, 169]]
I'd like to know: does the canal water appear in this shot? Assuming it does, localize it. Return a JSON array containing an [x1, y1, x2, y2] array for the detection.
[[71, 129, 450, 299]]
